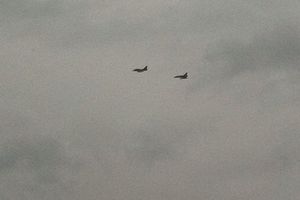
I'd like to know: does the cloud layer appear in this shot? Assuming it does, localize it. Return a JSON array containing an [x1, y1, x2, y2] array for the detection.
[[0, 0, 299, 199]]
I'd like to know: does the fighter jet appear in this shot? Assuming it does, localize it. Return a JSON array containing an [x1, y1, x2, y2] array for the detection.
[[133, 66, 148, 72], [174, 72, 188, 79]]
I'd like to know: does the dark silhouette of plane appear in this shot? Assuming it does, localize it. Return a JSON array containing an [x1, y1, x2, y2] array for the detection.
[[133, 66, 148, 72], [174, 72, 188, 79]]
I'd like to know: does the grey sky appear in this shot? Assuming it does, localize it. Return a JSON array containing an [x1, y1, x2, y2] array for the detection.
[[0, 0, 299, 199]]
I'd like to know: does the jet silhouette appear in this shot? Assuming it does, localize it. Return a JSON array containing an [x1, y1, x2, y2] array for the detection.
[[133, 66, 148, 72], [174, 72, 188, 79]]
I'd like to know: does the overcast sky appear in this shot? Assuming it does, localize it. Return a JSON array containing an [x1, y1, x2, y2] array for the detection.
[[0, 0, 300, 199]]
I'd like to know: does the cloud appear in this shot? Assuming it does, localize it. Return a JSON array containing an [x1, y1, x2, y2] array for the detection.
[[205, 25, 300, 77], [0, 137, 66, 183], [0, 136, 78, 200], [0, 106, 79, 199], [0, 0, 63, 21], [0, 0, 300, 199], [189, 24, 300, 108], [126, 123, 177, 167]]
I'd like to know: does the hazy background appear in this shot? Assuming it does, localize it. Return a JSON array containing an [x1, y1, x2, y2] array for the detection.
[[0, 0, 299, 199]]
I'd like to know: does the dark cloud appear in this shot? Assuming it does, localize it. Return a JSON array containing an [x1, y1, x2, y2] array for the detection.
[[126, 127, 176, 167], [0, 136, 78, 200], [204, 25, 300, 79], [189, 24, 300, 111], [0, 106, 78, 199], [0, 137, 66, 183]]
